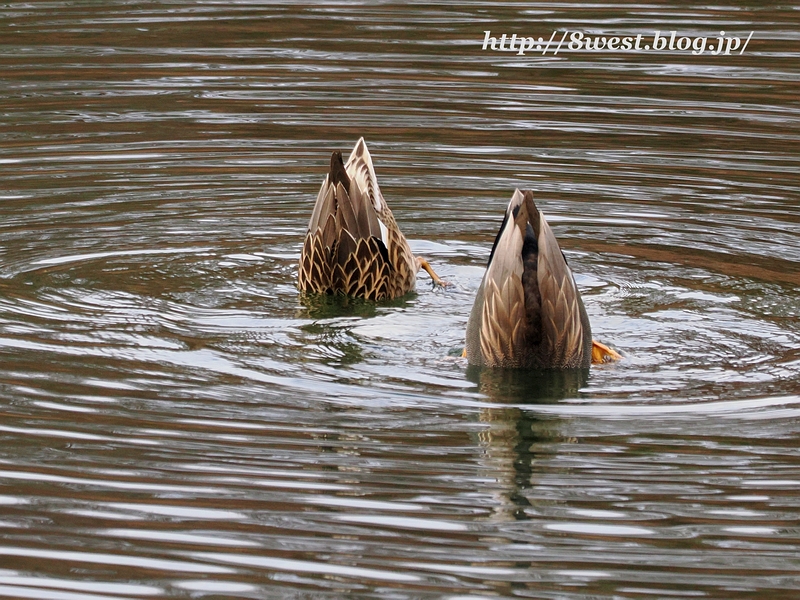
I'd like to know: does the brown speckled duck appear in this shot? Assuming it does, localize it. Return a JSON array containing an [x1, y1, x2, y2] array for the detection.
[[465, 189, 620, 368], [298, 138, 443, 300]]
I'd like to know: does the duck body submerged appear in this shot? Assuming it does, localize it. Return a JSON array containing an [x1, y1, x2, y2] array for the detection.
[[298, 138, 433, 301], [465, 189, 593, 369]]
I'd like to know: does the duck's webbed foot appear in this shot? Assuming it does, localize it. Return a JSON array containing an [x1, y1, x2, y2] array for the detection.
[[416, 256, 449, 288], [592, 340, 622, 364]]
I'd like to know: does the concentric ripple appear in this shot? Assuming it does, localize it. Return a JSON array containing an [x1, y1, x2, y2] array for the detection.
[[0, 2, 799, 598]]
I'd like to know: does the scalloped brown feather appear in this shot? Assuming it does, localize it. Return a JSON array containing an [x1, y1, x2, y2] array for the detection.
[[465, 189, 593, 369], [298, 138, 419, 301], [479, 275, 528, 367]]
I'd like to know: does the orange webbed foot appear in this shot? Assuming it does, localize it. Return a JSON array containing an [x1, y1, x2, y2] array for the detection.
[[592, 340, 622, 364], [416, 256, 449, 288]]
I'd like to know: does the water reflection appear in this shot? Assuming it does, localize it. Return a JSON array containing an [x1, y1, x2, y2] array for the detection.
[[299, 319, 367, 368], [298, 292, 388, 321], [478, 405, 565, 523], [467, 365, 589, 404], [469, 367, 586, 523]]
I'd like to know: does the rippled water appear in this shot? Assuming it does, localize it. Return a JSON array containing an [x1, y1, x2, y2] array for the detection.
[[1, 2, 799, 598]]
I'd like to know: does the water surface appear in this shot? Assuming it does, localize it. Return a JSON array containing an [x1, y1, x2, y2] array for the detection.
[[1, 2, 799, 598]]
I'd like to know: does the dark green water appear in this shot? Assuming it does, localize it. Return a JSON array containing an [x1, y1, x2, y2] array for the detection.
[[1, 2, 799, 598]]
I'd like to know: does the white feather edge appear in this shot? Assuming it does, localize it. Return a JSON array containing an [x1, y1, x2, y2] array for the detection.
[[484, 189, 526, 287], [344, 136, 385, 213]]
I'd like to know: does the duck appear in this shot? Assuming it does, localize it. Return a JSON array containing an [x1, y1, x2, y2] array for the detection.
[[465, 189, 621, 368], [298, 138, 445, 300]]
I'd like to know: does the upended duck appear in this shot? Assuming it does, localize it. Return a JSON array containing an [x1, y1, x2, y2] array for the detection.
[[465, 189, 621, 369], [298, 138, 444, 300]]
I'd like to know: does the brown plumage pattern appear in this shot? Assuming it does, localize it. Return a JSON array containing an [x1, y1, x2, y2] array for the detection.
[[298, 138, 442, 300], [479, 275, 528, 366], [465, 189, 598, 369]]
